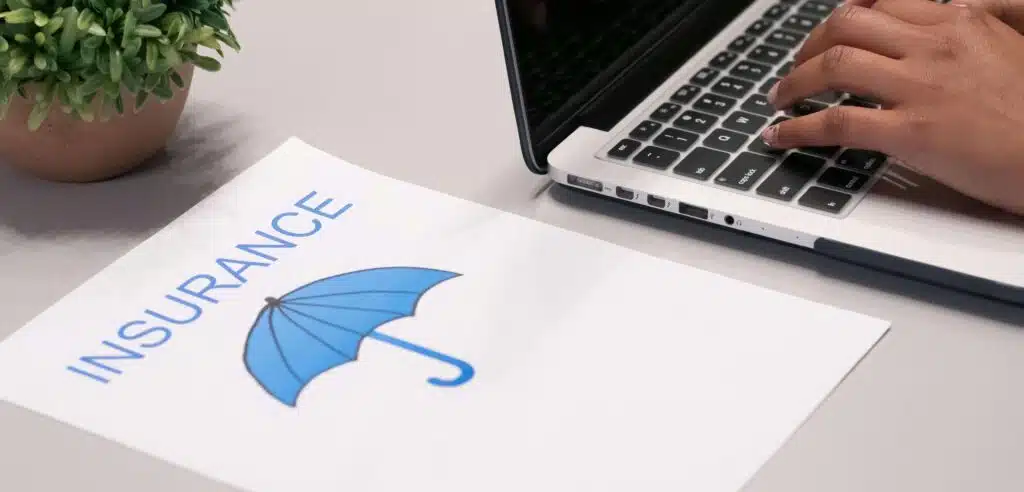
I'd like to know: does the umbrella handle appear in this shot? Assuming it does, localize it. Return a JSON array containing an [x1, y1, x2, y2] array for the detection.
[[367, 331, 475, 387]]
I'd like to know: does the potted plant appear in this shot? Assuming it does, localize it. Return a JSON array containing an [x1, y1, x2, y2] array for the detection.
[[0, 0, 240, 182]]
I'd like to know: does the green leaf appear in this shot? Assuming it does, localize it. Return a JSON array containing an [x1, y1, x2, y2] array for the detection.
[[109, 48, 121, 82], [6, 0, 32, 10], [0, 9, 37, 24], [0, 37, 8, 53], [43, 15, 63, 34], [33, 11, 49, 27], [27, 100, 50, 131], [190, 54, 220, 71], [152, 73, 172, 100], [83, 35, 103, 49], [87, 23, 106, 37], [184, 25, 214, 44], [134, 3, 165, 24], [200, 10, 229, 32], [169, 69, 183, 88], [121, 64, 140, 92], [32, 52, 45, 70], [122, 10, 136, 43], [33, 32, 45, 46], [80, 43, 95, 63], [143, 71, 159, 90], [77, 72, 104, 97], [123, 36, 141, 58], [14, 34, 29, 44], [59, 8, 81, 54], [215, 31, 240, 52], [7, 54, 26, 74], [133, 24, 161, 38], [158, 42, 180, 67], [76, 9, 94, 30], [133, 89, 148, 113], [145, 40, 156, 71]]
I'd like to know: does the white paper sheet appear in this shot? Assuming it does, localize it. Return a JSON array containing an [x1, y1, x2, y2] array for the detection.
[[0, 138, 889, 492]]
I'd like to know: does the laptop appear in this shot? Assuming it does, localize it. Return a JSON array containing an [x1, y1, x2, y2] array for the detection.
[[493, 0, 1024, 305]]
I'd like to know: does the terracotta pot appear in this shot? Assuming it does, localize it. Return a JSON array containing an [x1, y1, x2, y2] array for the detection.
[[0, 64, 194, 183]]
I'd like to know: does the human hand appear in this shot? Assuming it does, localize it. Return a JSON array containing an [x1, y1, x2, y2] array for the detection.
[[847, 0, 1024, 35], [762, 1, 1024, 215]]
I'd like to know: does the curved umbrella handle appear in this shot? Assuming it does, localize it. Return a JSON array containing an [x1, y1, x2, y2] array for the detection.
[[367, 331, 475, 387]]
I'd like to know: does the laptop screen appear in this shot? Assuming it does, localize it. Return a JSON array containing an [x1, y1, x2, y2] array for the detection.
[[506, 0, 695, 133]]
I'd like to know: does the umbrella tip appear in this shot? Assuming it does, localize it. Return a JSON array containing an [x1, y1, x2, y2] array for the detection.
[[264, 297, 281, 306]]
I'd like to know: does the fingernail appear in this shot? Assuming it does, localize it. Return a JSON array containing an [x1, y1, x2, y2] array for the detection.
[[767, 82, 779, 105], [762, 125, 779, 145]]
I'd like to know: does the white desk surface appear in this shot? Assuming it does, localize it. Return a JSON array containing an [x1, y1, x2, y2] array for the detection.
[[2, 1, 1023, 491]]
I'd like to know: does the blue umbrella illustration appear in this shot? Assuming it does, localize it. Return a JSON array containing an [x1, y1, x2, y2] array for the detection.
[[242, 266, 475, 407]]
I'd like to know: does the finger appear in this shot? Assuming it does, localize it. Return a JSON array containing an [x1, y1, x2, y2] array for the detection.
[[794, 4, 932, 65], [872, 0, 965, 24], [760, 106, 905, 153], [771, 46, 912, 109]]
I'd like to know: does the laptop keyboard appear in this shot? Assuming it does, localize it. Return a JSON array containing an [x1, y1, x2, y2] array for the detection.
[[599, 0, 890, 217]]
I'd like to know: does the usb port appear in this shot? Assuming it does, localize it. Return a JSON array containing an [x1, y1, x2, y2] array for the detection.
[[567, 174, 603, 193], [678, 202, 709, 220], [615, 186, 635, 200], [647, 194, 667, 208]]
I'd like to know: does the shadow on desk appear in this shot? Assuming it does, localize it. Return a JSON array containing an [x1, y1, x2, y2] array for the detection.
[[547, 184, 1024, 327], [0, 102, 244, 238]]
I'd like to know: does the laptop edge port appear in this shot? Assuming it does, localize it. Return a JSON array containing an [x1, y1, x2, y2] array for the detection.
[[678, 202, 710, 220], [647, 194, 667, 208], [567, 174, 603, 193], [615, 186, 635, 200]]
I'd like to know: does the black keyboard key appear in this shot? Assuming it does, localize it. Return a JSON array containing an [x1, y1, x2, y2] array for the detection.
[[729, 35, 757, 53], [651, 102, 683, 122], [670, 85, 701, 104], [673, 147, 730, 180], [801, 146, 840, 158], [674, 110, 718, 133], [799, 186, 852, 214], [749, 45, 788, 65], [633, 146, 680, 170], [705, 128, 748, 152], [730, 60, 773, 81], [608, 139, 642, 159], [691, 67, 719, 86], [757, 152, 827, 201], [709, 51, 739, 69], [711, 76, 755, 98], [766, 29, 804, 48], [818, 166, 871, 192], [723, 111, 768, 134], [715, 152, 778, 190], [809, 91, 842, 103], [629, 121, 662, 140], [840, 98, 876, 109], [836, 149, 887, 173], [789, 99, 827, 116], [777, 61, 793, 76], [747, 19, 772, 36], [764, 4, 789, 20], [741, 94, 777, 116], [800, 1, 836, 17], [693, 93, 737, 115], [848, 94, 880, 103], [783, 15, 820, 32], [653, 128, 700, 152], [760, 77, 780, 94]]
